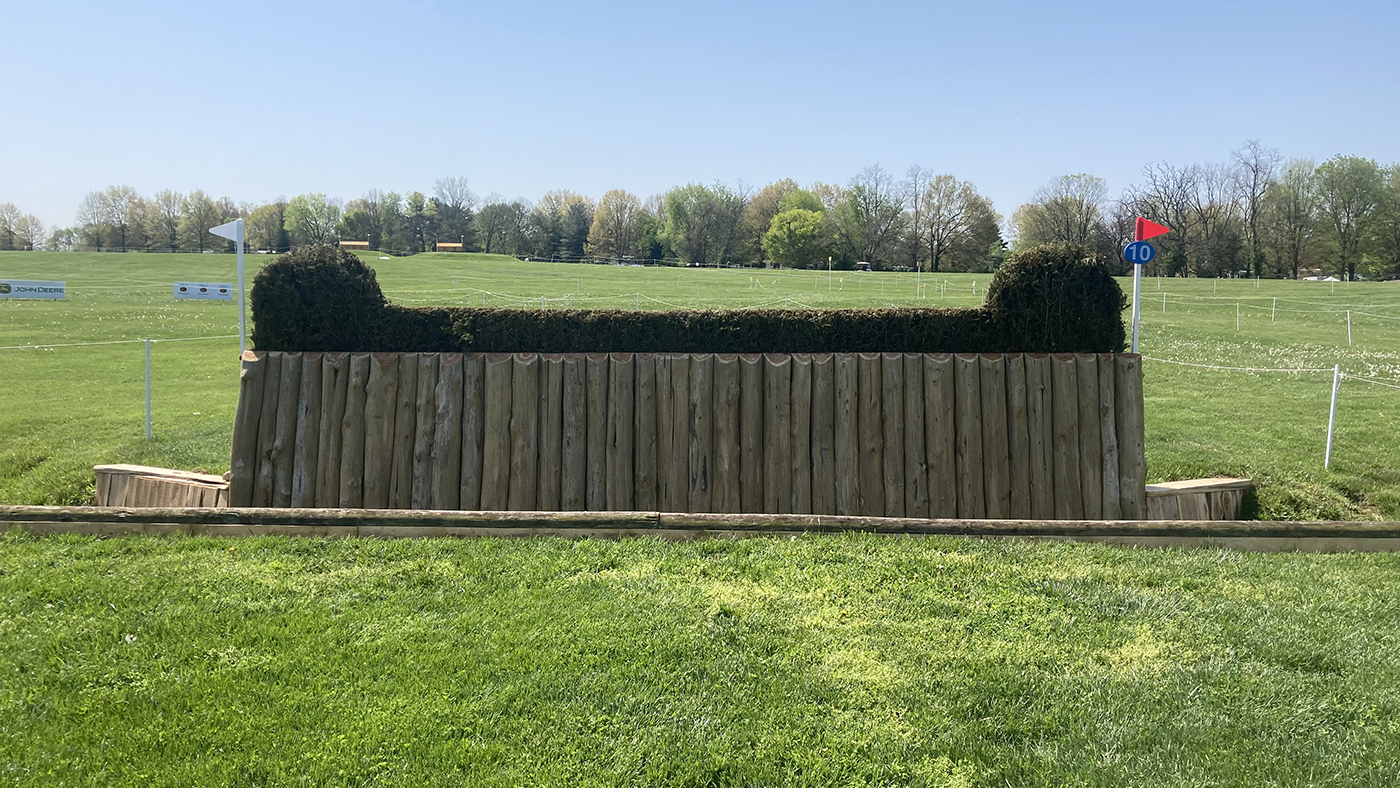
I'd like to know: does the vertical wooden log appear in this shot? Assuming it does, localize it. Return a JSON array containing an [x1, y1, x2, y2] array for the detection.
[[688, 354, 714, 512], [460, 354, 485, 510], [952, 353, 984, 519], [711, 354, 741, 513], [337, 353, 370, 509], [1004, 354, 1032, 520], [560, 355, 586, 511], [388, 353, 419, 509], [634, 354, 658, 511], [901, 354, 928, 519], [1050, 354, 1083, 520], [1024, 354, 1055, 519], [738, 354, 764, 513], [1098, 353, 1121, 520], [924, 354, 957, 519], [668, 355, 691, 513], [270, 353, 303, 508], [508, 353, 540, 510], [655, 355, 676, 511], [607, 353, 636, 510], [763, 354, 792, 514], [1075, 354, 1103, 520], [832, 354, 860, 516], [229, 351, 265, 507], [856, 353, 884, 518], [252, 351, 283, 508], [411, 354, 439, 509], [788, 354, 813, 515], [361, 353, 399, 509], [480, 353, 512, 510], [536, 354, 564, 511], [880, 353, 905, 518], [979, 354, 1011, 520], [810, 354, 836, 516], [584, 353, 608, 511], [1116, 354, 1147, 519], [290, 352, 322, 508], [314, 353, 349, 509], [430, 353, 464, 510]]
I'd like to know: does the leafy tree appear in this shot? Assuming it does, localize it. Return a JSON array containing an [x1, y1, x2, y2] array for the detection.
[[477, 195, 530, 254], [47, 227, 77, 251], [1369, 165, 1400, 279], [379, 192, 404, 253], [432, 176, 477, 250], [739, 179, 799, 265], [0, 202, 19, 250], [246, 201, 288, 252], [829, 165, 905, 267], [762, 209, 827, 268], [1314, 155, 1382, 280], [587, 189, 643, 259], [285, 193, 343, 247], [662, 183, 748, 266], [179, 190, 225, 251], [401, 192, 435, 252], [147, 190, 184, 251], [1260, 160, 1318, 279]]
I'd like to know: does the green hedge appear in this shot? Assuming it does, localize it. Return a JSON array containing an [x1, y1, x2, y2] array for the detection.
[[250, 243, 1125, 354]]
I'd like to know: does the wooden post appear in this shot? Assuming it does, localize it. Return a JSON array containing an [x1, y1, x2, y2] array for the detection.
[[314, 353, 349, 509], [536, 354, 564, 511], [560, 355, 586, 511], [902, 353, 928, 519], [880, 352, 905, 518], [337, 353, 370, 509], [924, 354, 957, 519], [1024, 354, 1054, 519], [810, 354, 836, 516], [361, 352, 399, 509], [1097, 353, 1121, 520], [607, 353, 635, 510], [508, 353, 540, 510], [389, 353, 419, 509], [856, 353, 884, 518], [1075, 354, 1103, 520], [411, 354, 439, 509], [667, 354, 691, 513], [655, 355, 676, 511], [585, 353, 608, 511], [689, 354, 714, 512], [251, 351, 283, 508], [290, 352, 322, 508], [738, 354, 764, 513], [1050, 354, 1083, 520], [832, 354, 860, 516], [979, 354, 1010, 519], [460, 354, 485, 510], [430, 353, 464, 510], [634, 354, 658, 511], [763, 354, 792, 514], [1116, 354, 1147, 519], [270, 352, 303, 508], [1004, 354, 1031, 519], [229, 351, 265, 507], [788, 354, 813, 515], [480, 353, 512, 510], [952, 353, 984, 519]]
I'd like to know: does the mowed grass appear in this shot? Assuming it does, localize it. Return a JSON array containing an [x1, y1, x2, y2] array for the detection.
[[3, 530, 1399, 786], [1, 250, 1399, 517]]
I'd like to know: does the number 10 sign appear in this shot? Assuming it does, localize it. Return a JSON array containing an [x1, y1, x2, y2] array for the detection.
[[1123, 241, 1156, 263]]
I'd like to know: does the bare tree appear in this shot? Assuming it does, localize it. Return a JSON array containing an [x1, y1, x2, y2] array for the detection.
[[835, 164, 906, 265], [1260, 159, 1318, 279], [147, 190, 184, 251], [586, 189, 643, 259], [433, 176, 477, 213], [1232, 140, 1282, 277]]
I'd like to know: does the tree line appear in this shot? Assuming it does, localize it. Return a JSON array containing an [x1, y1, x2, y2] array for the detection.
[[4, 142, 1398, 279]]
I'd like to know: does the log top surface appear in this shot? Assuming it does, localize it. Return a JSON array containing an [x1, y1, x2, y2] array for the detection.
[[95, 464, 229, 487], [1145, 477, 1253, 496]]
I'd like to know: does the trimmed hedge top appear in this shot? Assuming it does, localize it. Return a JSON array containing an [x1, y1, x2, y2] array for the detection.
[[250, 243, 1126, 354]]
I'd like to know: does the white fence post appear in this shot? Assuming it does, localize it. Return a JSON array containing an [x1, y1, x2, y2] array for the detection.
[[144, 339, 152, 440], [1347, 310, 1352, 346], [1325, 365, 1341, 469]]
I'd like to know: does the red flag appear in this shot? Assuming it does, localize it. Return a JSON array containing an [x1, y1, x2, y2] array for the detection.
[[1135, 217, 1170, 242]]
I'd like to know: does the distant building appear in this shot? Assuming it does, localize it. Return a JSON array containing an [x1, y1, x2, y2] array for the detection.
[[436, 242, 464, 252], [339, 240, 370, 250]]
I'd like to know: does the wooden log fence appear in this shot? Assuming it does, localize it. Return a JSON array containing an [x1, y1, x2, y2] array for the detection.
[[230, 350, 1147, 519]]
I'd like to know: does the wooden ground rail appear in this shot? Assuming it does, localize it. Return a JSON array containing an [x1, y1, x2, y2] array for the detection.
[[230, 351, 1147, 519]]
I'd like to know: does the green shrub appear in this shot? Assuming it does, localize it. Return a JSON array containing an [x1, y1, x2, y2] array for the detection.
[[251, 244, 1125, 353]]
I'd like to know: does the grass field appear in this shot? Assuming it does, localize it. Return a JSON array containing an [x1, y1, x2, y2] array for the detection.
[[3, 530, 1399, 786], [1, 250, 1399, 517]]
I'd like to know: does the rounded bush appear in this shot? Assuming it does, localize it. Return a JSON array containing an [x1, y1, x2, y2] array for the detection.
[[984, 242, 1126, 353]]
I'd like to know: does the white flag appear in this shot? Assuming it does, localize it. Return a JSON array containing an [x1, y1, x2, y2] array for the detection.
[[209, 220, 242, 241]]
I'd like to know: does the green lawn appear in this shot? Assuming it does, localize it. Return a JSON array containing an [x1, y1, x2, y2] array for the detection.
[[3, 530, 1398, 786], [1, 250, 1399, 518]]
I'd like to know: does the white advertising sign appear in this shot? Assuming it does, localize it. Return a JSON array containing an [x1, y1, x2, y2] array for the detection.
[[173, 282, 235, 300], [0, 280, 66, 299]]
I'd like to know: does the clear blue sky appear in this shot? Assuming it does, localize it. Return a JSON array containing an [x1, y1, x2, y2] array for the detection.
[[3, 0, 1397, 230]]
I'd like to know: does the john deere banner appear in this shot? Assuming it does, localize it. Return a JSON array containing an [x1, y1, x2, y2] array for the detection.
[[173, 282, 235, 300], [0, 280, 65, 299]]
